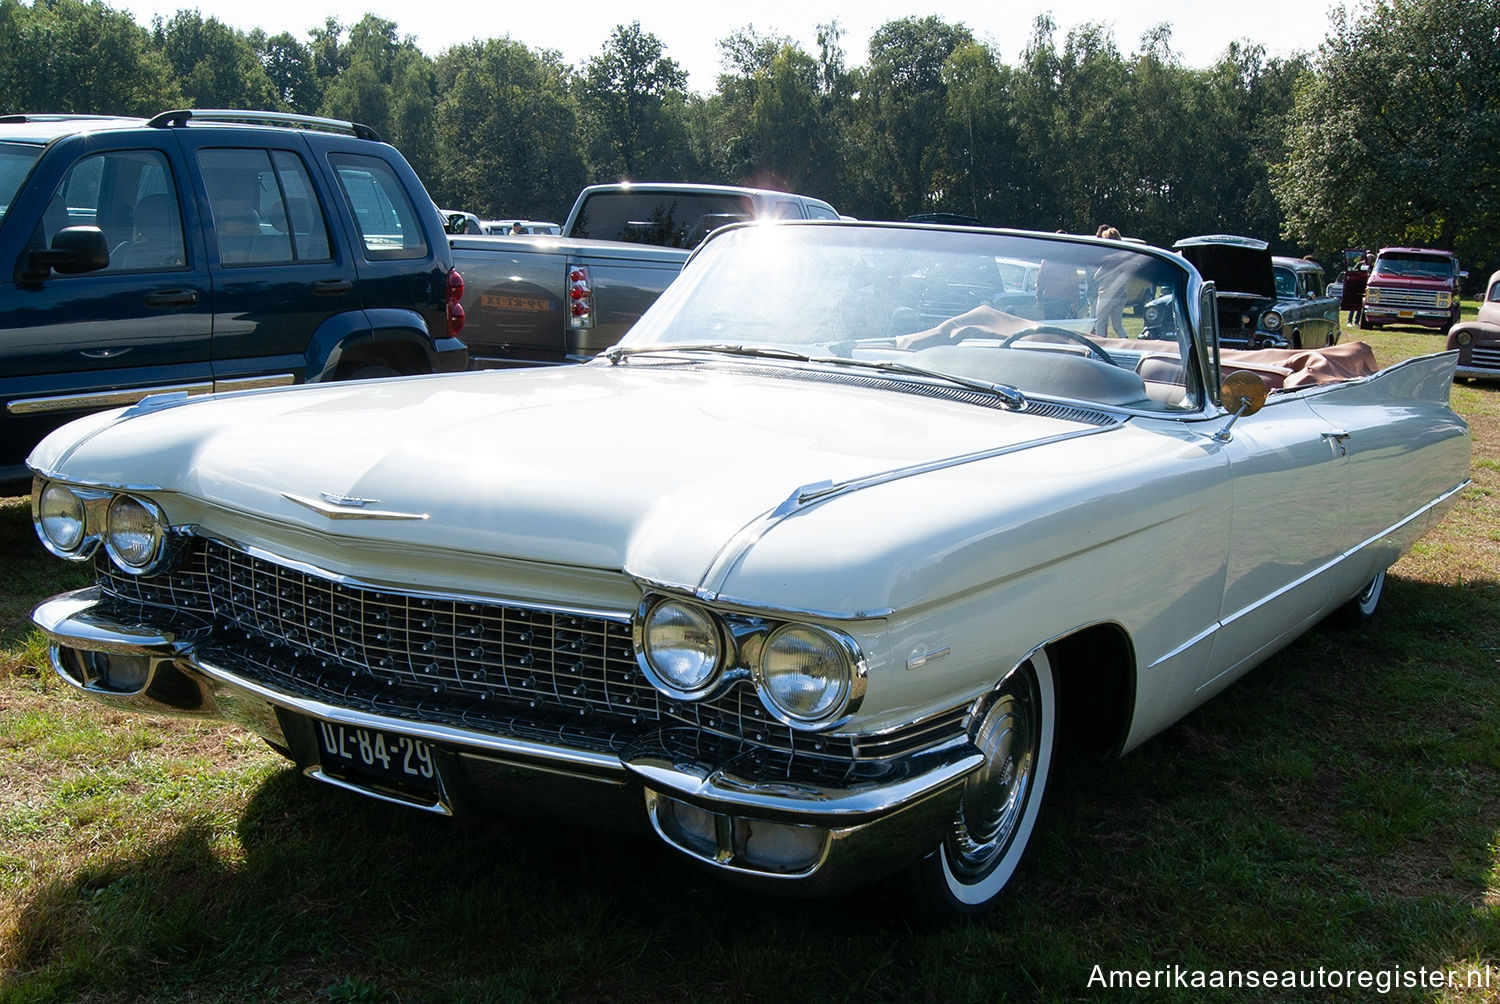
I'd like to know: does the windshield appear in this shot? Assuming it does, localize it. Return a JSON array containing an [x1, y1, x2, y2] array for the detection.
[[0, 143, 43, 224], [619, 223, 1203, 413], [1373, 253, 1455, 280]]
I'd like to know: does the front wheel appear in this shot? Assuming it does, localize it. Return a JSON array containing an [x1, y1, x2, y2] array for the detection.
[[906, 650, 1056, 926]]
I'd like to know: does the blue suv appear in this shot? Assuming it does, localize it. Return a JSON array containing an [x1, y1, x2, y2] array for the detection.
[[1, 109, 468, 496]]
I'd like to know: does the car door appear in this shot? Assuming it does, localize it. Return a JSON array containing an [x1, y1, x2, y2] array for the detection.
[[1198, 393, 1350, 697], [174, 129, 359, 388], [0, 137, 212, 480]]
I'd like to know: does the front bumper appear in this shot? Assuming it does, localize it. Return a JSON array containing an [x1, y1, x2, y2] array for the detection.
[[34, 587, 978, 894], [1362, 306, 1453, 328]]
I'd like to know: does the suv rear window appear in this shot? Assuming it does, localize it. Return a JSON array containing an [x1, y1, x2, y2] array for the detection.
[[569, 192, 757, 248], [199, 148, 332, 265], [328, 153, 428, 261]]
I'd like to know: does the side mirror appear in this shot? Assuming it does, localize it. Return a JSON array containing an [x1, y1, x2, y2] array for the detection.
[[1213, 370, 1269, 443], [18, 225, 110, 283]]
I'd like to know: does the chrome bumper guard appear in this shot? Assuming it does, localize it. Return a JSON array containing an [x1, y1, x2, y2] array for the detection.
[[34, 587, 979, 893]]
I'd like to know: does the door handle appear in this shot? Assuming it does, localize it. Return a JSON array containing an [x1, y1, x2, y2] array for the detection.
[[313, 279, 354, 296], [1321, 430, 1351, 456], [145, 289, 199, 308]]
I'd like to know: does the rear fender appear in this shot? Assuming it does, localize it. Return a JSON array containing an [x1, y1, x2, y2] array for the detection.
[[305, 309, 436, 381]]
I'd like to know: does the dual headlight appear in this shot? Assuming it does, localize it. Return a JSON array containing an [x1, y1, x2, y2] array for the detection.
[[33, 481, 172, 574], [635, 596, 864, 727]]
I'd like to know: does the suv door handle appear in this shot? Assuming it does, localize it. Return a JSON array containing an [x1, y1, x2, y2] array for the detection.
[[145, 289, 200, 308], [313, 279, 354, 296]]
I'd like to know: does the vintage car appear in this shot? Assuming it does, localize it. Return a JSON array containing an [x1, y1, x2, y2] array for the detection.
[[27, 223, 1470, 923], [1173, 235, 1341, 349], [1448, 269, 1500, 379]]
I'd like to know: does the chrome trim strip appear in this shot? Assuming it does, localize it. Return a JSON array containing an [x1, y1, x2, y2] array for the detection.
[[625, 743, 984, 825], [1142, 479, 1471, 676], [7, 382, 215, 415], [302, 766, 453, 816], [694, 421, 1123, 601], [1214, 479, 1469, 637], [216, 374, 296, 392], [191, 652, 629, 777]]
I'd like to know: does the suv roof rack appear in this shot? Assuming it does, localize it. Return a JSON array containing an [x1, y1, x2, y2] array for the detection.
[[144, 109, 384, 143], [0, 113, 136, 124]]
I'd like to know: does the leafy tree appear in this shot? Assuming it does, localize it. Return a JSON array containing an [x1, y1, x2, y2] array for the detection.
[[704, 26, 846, 197], [152, 10, 278, 110], [1274, 0, 1500, 274], [845, 15, 975, 218], [316, 15, 437, 178], [430, 38, 585, 220], [579, 22, 692, 179], [0, 0, 178, 114], [254, 30, 321, 114]]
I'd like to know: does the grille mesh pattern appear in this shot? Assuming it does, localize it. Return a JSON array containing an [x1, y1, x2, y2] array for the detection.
[[98, 539, 966, 766]]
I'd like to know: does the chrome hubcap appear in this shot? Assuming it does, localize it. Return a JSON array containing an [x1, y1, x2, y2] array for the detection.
[[949, 668, 1038, 880]]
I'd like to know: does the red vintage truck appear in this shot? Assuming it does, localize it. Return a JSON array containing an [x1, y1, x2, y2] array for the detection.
[[1360, 246, 1466, 333]]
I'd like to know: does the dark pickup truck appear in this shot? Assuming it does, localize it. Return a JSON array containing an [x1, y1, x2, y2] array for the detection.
[[453, 183, 840, 366], [1, 109, 467, 496]]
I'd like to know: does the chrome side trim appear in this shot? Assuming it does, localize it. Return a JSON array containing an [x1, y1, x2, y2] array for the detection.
[[693, 421, 1124, 601], [1214, 479, 1469, 636], [8, 381, 215, 415], [216, 374, 296, 392]]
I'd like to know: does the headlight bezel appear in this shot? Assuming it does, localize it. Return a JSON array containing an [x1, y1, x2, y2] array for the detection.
[[634, 596, 729, 700], [754, 622, 866, 728], [32, 480, 115, 560], [103, 493, 170, 574], [1260, 310, 1282, 332]]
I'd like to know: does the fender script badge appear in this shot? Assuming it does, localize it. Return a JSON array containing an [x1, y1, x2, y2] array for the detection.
[[282, 491, 429, 521]]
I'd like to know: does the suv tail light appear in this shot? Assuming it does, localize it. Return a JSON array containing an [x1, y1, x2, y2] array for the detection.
[[568, 264, 594, 329], [446, 268, 466, 335]]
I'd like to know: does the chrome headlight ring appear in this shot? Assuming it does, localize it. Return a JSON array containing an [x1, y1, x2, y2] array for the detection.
[[754, 623, 867, 729], [1261, 310, 1282, 332], [634, 596, 730, 701], [32, 481, 111, 560], [103, 493, 172, 574]]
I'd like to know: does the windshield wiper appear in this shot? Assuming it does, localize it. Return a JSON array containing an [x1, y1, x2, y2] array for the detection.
[[810, 355, 1028, 411], [603, 342, 1026, 410], [603, 343, 815, 364]]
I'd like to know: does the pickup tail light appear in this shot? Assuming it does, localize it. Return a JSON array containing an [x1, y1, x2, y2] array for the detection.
[[445, 268, 466, 335], [568, 264, 595, 329]]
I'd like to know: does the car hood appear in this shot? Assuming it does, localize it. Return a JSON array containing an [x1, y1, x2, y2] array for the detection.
[[1175, 237, 1276, 298], [30, 363, 1109, 595]]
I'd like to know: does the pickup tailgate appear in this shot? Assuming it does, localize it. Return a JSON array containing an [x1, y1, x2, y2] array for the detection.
[[451, 236, 689, 366]]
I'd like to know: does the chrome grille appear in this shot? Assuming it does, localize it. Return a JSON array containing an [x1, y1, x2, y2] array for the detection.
[[1371, 288, 1441, 309], [1468, 346, 1500, 371], [97, 538, 967, 766]]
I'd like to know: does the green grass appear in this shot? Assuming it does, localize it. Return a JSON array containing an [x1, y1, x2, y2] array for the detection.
[[2, 327, 1498, 1003]]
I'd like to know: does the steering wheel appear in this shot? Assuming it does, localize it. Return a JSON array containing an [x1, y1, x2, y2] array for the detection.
[[997, 326, 1118, 366]]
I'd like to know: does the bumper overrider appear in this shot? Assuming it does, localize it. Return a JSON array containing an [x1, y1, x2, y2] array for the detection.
[[33, 585, 981, 895]]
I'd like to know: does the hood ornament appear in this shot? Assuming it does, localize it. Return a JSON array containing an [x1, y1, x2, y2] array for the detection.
[[282, 491, 429, 521]]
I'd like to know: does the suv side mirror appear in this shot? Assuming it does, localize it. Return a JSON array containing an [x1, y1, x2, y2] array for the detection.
[[19, 225, 110, 282]]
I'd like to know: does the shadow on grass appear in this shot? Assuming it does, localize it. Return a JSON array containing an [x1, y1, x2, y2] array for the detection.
[[5, 576, 1498, 1002]]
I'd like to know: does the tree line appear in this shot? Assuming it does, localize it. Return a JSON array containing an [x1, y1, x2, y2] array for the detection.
[[3, 0, 1495, 286]]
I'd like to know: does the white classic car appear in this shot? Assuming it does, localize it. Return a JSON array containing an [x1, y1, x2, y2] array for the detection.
[[27, 222, 1470, 923]]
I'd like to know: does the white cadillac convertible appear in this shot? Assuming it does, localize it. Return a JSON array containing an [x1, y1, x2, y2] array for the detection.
[[27, 222, 1470, 923]]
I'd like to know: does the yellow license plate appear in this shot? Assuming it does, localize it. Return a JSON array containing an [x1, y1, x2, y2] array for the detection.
[[482, 294, 550, 312]]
